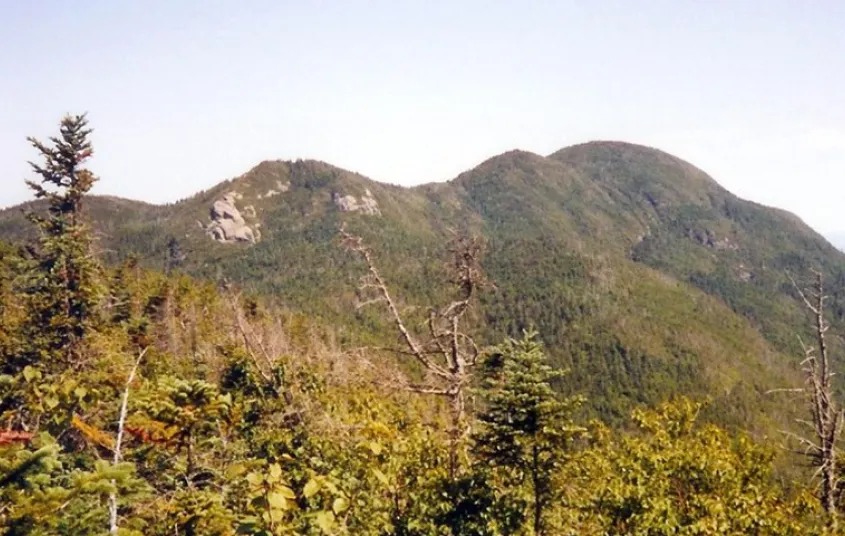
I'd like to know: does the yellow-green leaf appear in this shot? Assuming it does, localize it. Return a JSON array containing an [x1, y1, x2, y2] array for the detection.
[[22, 366, 38, 383], [332, 497, 349, 514], [44, 395, 59, 409], [372, 468, 389, 485], [304, 478, 321, 498], [315, 510, 335, 533], [267, 492, 288, 511], [278, 485, 296, 499], [246, 472, 264, 487], [267, 463, 283, 483], [225, 463, 246, 479], [324, 479, 340, 494]]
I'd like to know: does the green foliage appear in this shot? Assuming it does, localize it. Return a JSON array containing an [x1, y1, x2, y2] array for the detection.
[[561, 399, 820, 535], [474, 331, 585, 535], [19, 114, 102, 366], [0, 433, 147, 535], [1, 115, 103, 437], [2, 117, 841, 534]]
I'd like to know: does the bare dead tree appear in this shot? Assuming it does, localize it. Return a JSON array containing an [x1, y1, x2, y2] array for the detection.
[[223, 284, 278, 387], [221, 283, 310, 432], [789, 269, 842, 529], [340, 224, 485, 478], [110, 347, 148, 535]]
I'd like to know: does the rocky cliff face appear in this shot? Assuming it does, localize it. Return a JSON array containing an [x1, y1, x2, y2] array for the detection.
[[205, 192, 260, 243], [332, 188, 381, 215], [204, 182, 380, 244]]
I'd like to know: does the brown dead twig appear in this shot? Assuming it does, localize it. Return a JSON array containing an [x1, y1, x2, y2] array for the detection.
[[786, 269, 843, 527], [340, 223, 487, 478], [222, 283, 285, 396], [222, 283, 320, 432]]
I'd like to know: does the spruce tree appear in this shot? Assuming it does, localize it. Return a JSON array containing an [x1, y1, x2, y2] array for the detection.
[[474, 331, 584, 536], [165, 236, 186, 274], [20, 113, 101, 369], [2, 114, 103, 433]]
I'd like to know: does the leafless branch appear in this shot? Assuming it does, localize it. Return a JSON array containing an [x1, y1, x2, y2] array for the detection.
[[223, 286, 277, 385], [340, 223, 487, 479], [340, 224, 451, 379], [765, 388, 805, 394], [789, 271, 820, 315], [786, 269, 843, 527], [109, 347, 148, 535]]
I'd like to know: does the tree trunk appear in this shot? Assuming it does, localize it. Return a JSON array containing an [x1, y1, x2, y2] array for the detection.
[[533, 444, 542, 536], [448, 387, 465, 480]]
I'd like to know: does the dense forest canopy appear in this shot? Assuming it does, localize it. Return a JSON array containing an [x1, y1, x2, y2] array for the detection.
[[1, 116, 844, 534]]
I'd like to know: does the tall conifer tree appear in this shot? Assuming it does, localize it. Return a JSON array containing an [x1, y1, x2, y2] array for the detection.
[[19, 113, 101, 370], [474, 331, 583, 536]]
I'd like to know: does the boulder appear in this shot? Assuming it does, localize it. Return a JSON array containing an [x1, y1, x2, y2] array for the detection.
[[206, 192, 260, 243], [332, 188, 381, 216]]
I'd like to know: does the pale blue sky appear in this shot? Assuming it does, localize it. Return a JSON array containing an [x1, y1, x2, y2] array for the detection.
[[2, 1, 844, 234]]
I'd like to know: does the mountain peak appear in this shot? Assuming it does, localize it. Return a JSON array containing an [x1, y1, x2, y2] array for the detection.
[[462, 149, 545, 172], [550, 139, 729, 209], [550, 140, 686, 163]]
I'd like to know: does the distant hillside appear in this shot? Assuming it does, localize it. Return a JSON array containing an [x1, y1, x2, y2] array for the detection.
[[3, 142, 845, 435]]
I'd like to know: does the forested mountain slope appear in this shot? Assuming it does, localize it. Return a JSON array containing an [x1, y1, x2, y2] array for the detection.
[[3, 141, 844, 431]]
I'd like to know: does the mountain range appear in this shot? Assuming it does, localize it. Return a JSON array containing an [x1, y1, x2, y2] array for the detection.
[[3, 140, 844, 435]]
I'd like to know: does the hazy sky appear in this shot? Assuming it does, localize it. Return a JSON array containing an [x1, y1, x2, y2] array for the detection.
[[2, 1, 844, 234]]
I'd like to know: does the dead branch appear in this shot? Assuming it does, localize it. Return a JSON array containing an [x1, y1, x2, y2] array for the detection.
[[340, 223, 487, 479], [764, 388, 805, 395], [223, 285, 277, 385], [788, 271, 820, 315], [110, 347, 148, 535], [340, 224, 451, 379], [788, 270, 843, 527]]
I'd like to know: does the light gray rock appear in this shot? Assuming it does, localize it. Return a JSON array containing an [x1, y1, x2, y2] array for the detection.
[[332, 188, 381, 216], [333, 192, 359, 212], [212, 194, 245, 224], [206, 191, 259, 243], [258, 180, 291, 199]]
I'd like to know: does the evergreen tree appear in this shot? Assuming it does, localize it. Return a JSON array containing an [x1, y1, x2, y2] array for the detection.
[[19, 113, 101, 368], [166, 236, 186, 274], [474, 331, 584, 536], [0, 242, 22, 362], [2, 114, 103, 433]]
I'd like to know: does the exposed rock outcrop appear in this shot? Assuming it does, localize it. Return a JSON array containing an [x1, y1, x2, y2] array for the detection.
[[332, 188, 381, 215], [686, 227, 738, 251], [737, 263, 753, 282], [206, 192, 260, 243], [258, 180, 291, 199]]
